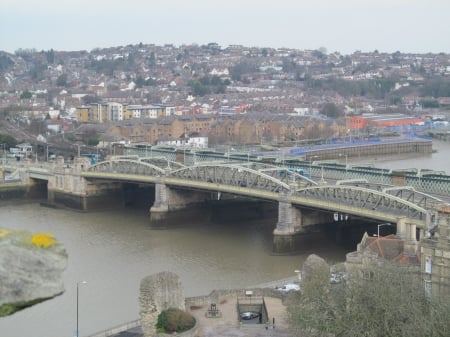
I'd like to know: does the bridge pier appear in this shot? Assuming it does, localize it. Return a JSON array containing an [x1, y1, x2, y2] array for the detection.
[[396, 217, 418, 256], [273, 196, 333, 254], [150, 183, 169, 213], [149, 183, 211, 228]]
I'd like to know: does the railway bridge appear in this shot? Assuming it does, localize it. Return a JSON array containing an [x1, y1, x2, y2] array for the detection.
[[3, 156, 445, 253], [81, 157, 442, 253]]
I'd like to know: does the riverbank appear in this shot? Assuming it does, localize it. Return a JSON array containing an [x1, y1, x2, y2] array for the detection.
[[87, 275, 300, 337]]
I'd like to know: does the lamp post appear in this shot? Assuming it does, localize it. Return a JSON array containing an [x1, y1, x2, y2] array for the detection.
[[0, 143, 5, 183], [76, 281, 87, 337], [377, 223, 392, 238]]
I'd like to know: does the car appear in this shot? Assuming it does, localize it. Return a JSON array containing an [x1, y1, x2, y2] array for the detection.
[[275, 283, 301, 292], [240, 311, 260, 320]]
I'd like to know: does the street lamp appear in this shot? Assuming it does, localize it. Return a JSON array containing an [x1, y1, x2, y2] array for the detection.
[[0, 143, 5, 183], [76, 281, 87, 337], [377, 223, 392, 238]]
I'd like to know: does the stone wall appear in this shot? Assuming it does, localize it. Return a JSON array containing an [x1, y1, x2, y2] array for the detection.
[[185, 288, 286, 309], [139, 271, 185, 337], [420, 204, 450, 297]]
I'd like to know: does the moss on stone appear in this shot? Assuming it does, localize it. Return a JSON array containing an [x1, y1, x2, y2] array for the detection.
[[0, 298, 46, 317]]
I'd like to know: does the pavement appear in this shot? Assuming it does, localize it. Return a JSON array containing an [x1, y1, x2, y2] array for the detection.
[[190, 295, 291, 337], [105, 294, 291, 337]]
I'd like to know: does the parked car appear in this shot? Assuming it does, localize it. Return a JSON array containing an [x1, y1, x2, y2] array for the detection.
[[240, 311, 260, 320], [275, 283, 300, 292]]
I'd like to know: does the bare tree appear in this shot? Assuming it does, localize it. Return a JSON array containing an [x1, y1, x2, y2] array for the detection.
[[288, 261, 450, 337]]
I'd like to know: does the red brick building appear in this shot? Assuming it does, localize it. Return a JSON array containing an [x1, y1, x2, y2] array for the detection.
[[349, 113, 423, 130]]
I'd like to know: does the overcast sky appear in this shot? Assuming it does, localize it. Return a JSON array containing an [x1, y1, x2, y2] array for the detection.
[[1, 0, 449, 55]]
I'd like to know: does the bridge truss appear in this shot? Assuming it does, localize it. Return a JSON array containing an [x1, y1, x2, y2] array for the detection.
[[83, 159, 439, 225], [88, 159, 166, 176], [294, 185, 430, 222]]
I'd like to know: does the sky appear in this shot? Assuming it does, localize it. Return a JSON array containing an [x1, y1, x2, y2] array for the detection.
[[1, 0, 450, 55]]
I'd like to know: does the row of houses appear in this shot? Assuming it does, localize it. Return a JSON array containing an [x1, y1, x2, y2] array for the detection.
[[76, 103, 175, 123], [86, 113, 342, 146], [76, 102, 250, 123]]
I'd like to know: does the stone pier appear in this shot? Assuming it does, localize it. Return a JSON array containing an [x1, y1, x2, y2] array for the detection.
[[273, 194, 333, 254], [396, 217, 418, 256], [149, 182, 211, 228]]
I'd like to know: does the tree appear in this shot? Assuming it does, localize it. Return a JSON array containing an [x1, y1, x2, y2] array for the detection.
[[312, 49, 326, 61], [189, 80, 209, 96], [420, 99, 440, 108], [320, 103, 342, 118], [421, 78, 450, 98], [156, 308, 195, 333], [86, 134, 100, 146], [56, 74, 68, 87], [82, 95, 98, 105], [45, 49, 55, 64], [188, 76, 229, 96], [135, 76, 145, 88], [20, 91, 32, 99], [288, 261, 450, 337], [230, 60, 258, 81], [0, 134, 17, 149], [148, 52, 156, 66], [0, 54, 14, 72]]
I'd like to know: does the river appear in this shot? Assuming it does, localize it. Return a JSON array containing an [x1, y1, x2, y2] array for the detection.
[[1, 139, 449, 337], [0, 203, 348, 337], [349, 139, 450, 173]]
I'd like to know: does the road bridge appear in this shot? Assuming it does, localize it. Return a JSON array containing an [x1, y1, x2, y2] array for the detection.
[[81, 158, 436, 224], [3, 156, 446, 253], [77, 157, 443, 252]]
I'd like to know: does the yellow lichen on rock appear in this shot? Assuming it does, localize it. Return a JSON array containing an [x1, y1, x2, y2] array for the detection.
[[0, 228, 11, 238], [31, 233, 56, 248]]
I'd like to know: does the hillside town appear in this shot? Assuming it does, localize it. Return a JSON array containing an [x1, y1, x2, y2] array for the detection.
[[2, 42, 450, 337], [1, 43, 450, 153]]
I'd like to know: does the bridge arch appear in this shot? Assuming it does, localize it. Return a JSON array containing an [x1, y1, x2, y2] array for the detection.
[[169, 163, 291, 193], [294, 184, 429, 222], [87, 159, 166, 176], [258, 167, 317, 188], [138, 157, 186, 170]]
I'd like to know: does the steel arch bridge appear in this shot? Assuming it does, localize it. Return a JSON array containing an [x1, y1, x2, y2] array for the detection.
[[82, 158, 440, 227], [292, 185, 431, 225]]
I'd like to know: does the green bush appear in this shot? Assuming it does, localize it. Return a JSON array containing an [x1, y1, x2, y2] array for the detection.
[[156, 308, 195, 333]]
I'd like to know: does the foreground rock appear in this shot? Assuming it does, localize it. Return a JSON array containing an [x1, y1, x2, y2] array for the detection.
[[0, 228, 67, 316]]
